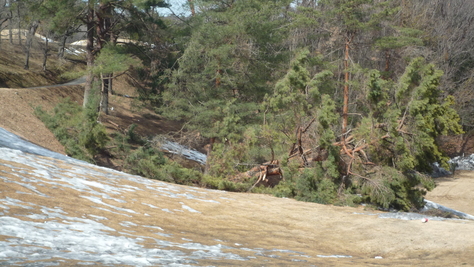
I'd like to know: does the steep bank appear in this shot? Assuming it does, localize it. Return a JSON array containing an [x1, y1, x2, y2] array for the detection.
[[0, 85, 84, 154]]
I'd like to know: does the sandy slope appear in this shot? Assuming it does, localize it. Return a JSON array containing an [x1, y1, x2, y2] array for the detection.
[[1, 142, 474, 266], [0, 76, 182, 165], [0, 105, 473, 265]]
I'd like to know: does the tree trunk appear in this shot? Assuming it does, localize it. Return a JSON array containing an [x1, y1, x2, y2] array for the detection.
[[42, 32, 50, 71], [383, 50, 392, 80], [109, 30, 116, 96], [84, 70, 94, 108], [342, 34, 352, 136], [108, 74, 114, 95], [58, 34, 68, 58], [83, 0, 95, 109], [341, 32, 355, 158], [188, 0, 195, 16], [96, 1, 113, 114], [204, 137, 216, 175], [24, 21, 39, 70], [0, 16, 9, 46], [8, 10, 13, 44], [100, 73, 109, 114], [16, 5, 21, 46]]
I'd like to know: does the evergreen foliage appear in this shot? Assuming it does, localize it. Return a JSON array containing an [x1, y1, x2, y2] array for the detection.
[[161, 0, 292, 140], [125, 145, 167, 179], [350, 57, 463, 209], [92, 45, 142, 76], [125, 145, 202, 185], [364, 57, 463, 173], [259, 49, 342, 204], [25, 0, 472, 211], [36, 0, 83, 36], [374, 27, 424, 50]]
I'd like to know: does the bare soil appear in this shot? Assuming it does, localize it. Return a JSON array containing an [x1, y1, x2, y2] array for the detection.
[[427, 171, 474, 215]]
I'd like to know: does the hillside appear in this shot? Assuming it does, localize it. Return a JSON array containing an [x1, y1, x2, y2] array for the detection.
[[2, 30, 474, 266], [0, 39, 188, 169]]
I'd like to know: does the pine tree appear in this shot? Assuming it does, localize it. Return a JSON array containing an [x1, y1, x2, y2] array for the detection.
[[317, 0, 392, 145], [350, 57, 464, 209], [82, 0, 168, 111], [263, 51, 462, 210], [161, 0, 292, 170], [36, 0, 83, 58]]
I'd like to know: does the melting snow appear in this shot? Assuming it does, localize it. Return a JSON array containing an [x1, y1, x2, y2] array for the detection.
[[0, 127, 317, 265], [2, 126, 472, 265]]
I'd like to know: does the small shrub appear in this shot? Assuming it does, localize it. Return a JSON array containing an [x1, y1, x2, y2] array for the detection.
[[35, 97, 108, 163], [271, 180, 297, 198], [358, 166, 435, 211], [127, 124, 145, 145], [160, 161, 202, 185], [420, 209, 460, 219], [125, 146, 167, 180], [294, 168, 338, 204], [125, 146, 202, 186], [335, 192, 363, 207], [217, 179, 249, 192], [201, 175, 223, 189]]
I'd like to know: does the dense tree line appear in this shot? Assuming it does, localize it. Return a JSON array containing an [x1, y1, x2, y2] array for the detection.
[[4, 0, 473, 210], [158, 0, 465, 210]]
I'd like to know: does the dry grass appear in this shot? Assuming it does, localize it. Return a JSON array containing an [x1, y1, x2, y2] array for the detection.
[[0, 32, 83, 88]]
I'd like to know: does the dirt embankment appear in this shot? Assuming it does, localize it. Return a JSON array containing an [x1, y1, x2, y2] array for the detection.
[[427, 171, 474, 215], [0, 86, 84, 154], [0, 78, 182, 160]]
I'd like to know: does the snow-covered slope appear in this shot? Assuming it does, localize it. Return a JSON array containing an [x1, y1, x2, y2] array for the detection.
[[1, 127, 474, 266], [0, 128, 314, 265], [0, 129, 254, 265], [0, 147, 249, 265]]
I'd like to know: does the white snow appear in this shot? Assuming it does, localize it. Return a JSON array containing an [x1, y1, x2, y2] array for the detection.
[[160, 140, 207, 165], [317, 254, 353, 258], [450, 154, 474, 170], [423, 200, 474, 220]]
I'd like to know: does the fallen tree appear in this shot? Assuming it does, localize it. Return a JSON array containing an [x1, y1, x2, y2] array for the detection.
[[220, 53, 463, 211]]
